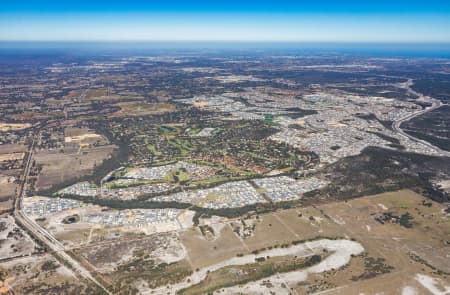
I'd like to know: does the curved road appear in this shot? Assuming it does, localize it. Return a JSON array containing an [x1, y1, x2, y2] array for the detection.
[[392, 80, 450, 157]]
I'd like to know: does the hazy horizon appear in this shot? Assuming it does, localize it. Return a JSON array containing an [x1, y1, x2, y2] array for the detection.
[[1, 41, 450, 59], [1, 0, 449, 43]]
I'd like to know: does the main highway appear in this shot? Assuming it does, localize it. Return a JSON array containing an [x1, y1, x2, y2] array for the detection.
[[13, 127, 112, 295]]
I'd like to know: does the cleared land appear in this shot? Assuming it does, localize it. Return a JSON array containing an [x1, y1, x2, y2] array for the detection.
[[0, 182, 16, 211], [111, 102, 176, 117], [175, 189, 449, 294], [0, 122, 32, 132], [0, 254, 99, 294], [15, 189, 450, 294], [34, 145, 116, 191], [181, 224, 248, 269], [0, 214, 42, 260], [0, 153, 24, 162]]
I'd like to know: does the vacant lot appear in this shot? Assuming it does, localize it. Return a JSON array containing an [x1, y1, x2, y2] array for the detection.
[[0, 254, 97, 294], [0, 152, 24, 162], [35, 145, 116, 191], [0, 183, 16, 211], [0, 144, 26, 154], [0, 214, 41, 260], [0, 122, 32, 132], [242, 213, 297, 251], [111, 101, 176, 117], [297, 189, 450, 295], [75, 232, 186, 272], [319, 189, 450, 273], [84, 88, 108, 100], [64, 127, 109, 148], [176, 189, 449, 294], [181, 224, 248, 269], [0, 146, 23, 210]]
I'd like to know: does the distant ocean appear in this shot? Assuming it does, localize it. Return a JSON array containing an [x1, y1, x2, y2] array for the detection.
[[1, 41, 450, 58]]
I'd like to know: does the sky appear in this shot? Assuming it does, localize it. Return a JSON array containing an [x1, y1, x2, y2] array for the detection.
[[0, 0, 450, 42]]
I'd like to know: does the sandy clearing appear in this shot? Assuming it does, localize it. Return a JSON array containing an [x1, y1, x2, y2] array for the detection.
[[81, 232, 187, 273], [0, 215, 37, 259], [0, 122, 32, 132], [65, 133, 102, 143], [0, 152, 24, 162]]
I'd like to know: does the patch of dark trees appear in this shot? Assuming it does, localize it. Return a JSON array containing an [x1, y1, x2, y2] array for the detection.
[[304, 146, 450, 204], [402, 105, 450, 152]]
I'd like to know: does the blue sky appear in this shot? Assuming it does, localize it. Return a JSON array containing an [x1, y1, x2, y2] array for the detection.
[[1, 0, 449, 42]]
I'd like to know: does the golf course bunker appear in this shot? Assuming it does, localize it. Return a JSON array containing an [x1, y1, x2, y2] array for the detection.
[[152, 239, 364, 294]]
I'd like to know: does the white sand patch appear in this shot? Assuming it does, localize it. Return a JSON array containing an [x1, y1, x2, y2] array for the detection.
[[208, 222, 227, 240], [266, 169, 283, 176], [378, 203, 388, 210], [313, 216, 325, 223], [178, 210, 195, 228], [65, 133, 102, 143], [415, 274, 450, 295], [55, 260, 79, 279], [331, 215, 346, 225], [402, 286, 418, 295], [200, 215, 227, 230]]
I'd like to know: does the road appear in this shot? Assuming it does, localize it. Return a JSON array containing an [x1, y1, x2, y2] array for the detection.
[[13, 128, 112, 295], [391, 79, 450, 157]]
